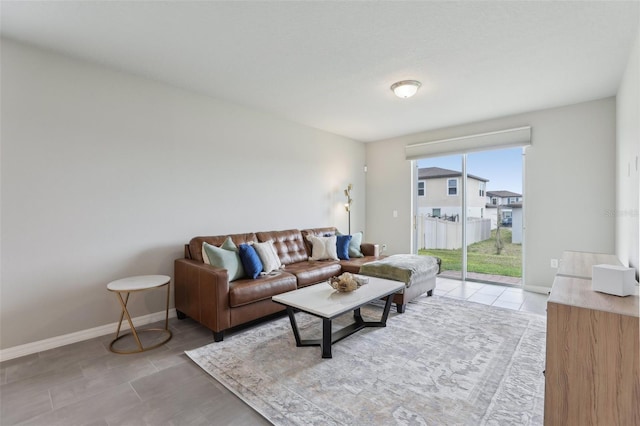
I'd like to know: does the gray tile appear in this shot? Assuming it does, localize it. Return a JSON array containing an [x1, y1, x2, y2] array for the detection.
[[0, 324, 273, 426], [524, 292, 549, 303], [4, 340, 107, 384], [146, 336, 215, 371], [50, 357, 157, 409], [164, 323, 213, 348], [492, 300, 522, 311], [78, 350, 154, 378], [496, 291, 526, 303], [434, 279, 460, 292], [520, 297, 548, 315], [467, 292, 499, 305], [0, 353, 39, 385], [460, 281, 485, 290], [37, 339, 110, 362], [17, 383, 140, 426], [445, 286, 479, 299], [476, 285, 507, 296], [519, 303, 547, 316], [106, 374, 267, 426], [130, 361, 205, 401], [0, 363, 83, 401], [0, 387, 52, 426]]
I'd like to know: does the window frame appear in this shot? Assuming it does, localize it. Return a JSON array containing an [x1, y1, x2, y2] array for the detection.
[[447, 178, 458, 196], [418, 180, 426, 197]]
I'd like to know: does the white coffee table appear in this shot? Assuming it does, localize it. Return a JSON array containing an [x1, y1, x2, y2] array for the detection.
[[272, 276, 404, 358]]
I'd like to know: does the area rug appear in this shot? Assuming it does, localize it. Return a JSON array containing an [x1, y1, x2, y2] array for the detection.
[[185, 295, 546, 425]]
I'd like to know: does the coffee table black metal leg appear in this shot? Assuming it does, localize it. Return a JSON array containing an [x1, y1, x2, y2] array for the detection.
[[380, 294, 395, 324], [353, 308, 364, 323], [321, 318, 332, 358], [286, 307, 303, 346]]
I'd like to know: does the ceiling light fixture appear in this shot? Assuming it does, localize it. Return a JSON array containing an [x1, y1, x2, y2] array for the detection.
[[390, 80, 421, 98]]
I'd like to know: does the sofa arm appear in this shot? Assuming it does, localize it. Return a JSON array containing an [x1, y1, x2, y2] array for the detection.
[[360, 243, 379, 257], [174, 259, 231, 334]]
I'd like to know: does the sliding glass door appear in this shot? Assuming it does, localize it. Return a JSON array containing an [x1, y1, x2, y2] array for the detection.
[[416, 147, 523, 285], [415, 155, 463, 280]]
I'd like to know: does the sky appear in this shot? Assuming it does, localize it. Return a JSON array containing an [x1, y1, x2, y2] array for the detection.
[[417, 147, 523, 194]]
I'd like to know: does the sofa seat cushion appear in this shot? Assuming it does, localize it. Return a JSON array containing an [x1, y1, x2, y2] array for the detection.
[[284, 261, 342, 287], [229, 272, 297, 307], [340, 256, 385, 274]]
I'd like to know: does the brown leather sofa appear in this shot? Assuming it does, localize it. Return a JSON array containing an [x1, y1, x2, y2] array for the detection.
[[174, 227, 435, 341]]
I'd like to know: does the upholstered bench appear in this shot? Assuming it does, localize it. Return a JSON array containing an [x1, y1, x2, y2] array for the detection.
[[359, 254, 441, 313]]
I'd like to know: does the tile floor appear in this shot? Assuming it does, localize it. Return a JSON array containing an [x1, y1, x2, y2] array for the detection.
[[0, 277, 549, 425], [434, 277, 549, 315]]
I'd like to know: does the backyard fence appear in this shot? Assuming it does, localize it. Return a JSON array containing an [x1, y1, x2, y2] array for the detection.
[[418, 215, 491, 250]]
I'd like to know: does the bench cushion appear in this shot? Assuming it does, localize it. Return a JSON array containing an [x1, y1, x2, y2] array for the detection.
[[359, 254, 440, 288]]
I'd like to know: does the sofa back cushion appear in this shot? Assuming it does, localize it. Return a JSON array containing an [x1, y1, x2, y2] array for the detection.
[[301, 227, 337, 256], [256, 229, 308, 265], [189, 233, 258, 263]]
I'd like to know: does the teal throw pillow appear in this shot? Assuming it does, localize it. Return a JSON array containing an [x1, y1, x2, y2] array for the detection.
[[239, 244, 263, 279], [347, 231, 364, 258], [336, 230, 364, 258], [203, 238, 245, 281]]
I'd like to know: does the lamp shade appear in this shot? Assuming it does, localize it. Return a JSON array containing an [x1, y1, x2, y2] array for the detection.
[[390, 80, 421, 98]]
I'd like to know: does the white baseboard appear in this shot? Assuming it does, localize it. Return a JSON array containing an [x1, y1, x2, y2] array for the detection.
[[523, 284, 552, 295], [0, 308, 177, 362]]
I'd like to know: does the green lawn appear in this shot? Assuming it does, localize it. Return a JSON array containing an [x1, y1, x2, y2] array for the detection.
[[419, 228, 522, 277]]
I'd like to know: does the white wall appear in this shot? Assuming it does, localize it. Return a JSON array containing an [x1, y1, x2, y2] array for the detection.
[[0, 39, 365, 350], [366, 98, 616, 291], [616, 29, 640, 275]]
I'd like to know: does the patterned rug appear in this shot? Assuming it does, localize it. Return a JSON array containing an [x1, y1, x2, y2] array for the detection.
[[185, 295, 546, 425]]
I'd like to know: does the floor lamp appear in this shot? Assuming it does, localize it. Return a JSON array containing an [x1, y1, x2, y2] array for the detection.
[[344, 184, 353, 234]]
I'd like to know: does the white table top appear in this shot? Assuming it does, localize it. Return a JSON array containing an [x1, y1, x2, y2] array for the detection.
[[107, 275, 170, 292], [272, 275, 405, 319]]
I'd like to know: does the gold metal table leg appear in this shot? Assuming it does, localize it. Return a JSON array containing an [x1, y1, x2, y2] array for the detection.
[[108, 282, 172, 354]]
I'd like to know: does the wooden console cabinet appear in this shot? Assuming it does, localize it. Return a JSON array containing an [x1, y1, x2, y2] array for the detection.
[[544, 251, 639, 425]]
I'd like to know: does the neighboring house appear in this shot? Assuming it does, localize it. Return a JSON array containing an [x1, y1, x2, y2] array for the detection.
[[485, 190, 523, 230], [487, 190, 523, 206], [417, 167, 489, 219]]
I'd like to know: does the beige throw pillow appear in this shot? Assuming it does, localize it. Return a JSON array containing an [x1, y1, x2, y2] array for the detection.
[[307, 235, 339, 261], [253, 241, 282, 273]]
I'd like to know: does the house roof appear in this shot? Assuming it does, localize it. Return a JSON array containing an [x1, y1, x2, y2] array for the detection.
[[487, 190, 522, 198], [418, 167, 489, 183]]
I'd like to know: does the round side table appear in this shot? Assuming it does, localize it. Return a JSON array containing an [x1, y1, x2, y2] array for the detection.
[[107, 275, 172, 354]]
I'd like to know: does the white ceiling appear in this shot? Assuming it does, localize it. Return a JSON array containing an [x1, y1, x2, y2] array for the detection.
[[1, 1, 638, 142]]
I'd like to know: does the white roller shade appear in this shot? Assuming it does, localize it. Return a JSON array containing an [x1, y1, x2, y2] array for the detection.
[[405, 126, 531, 160]]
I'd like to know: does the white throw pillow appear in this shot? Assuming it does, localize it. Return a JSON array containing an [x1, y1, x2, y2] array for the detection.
[[307, 235, 339, 261], [202, 245, 211, 265], [253, 241, 282, 273]]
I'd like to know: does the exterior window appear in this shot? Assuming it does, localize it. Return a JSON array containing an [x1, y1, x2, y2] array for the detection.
[[479, 182, 485, 197], [447, 178, 458, 196], [492, 197, 497, 205], [432, 208, 441, 218], [418, 180, 425, 197]]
